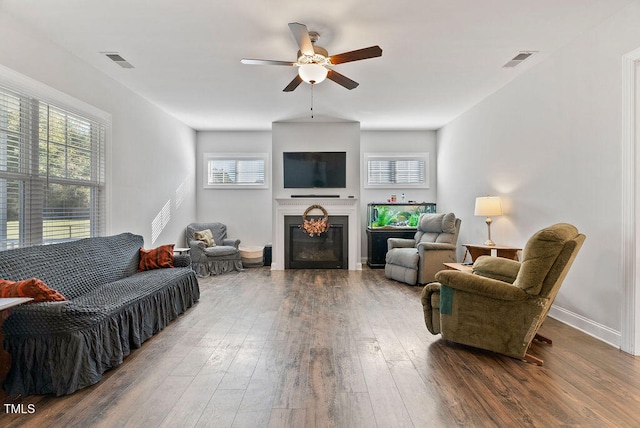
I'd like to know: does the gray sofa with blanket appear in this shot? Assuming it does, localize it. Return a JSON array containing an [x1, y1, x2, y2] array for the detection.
[[0, 233, 199, 397]]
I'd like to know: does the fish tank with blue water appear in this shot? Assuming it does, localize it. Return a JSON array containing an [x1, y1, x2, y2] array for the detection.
[[367, 202, 436, 229]]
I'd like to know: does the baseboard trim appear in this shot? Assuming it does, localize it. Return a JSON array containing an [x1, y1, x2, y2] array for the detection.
[[548, 305, 621, 349]]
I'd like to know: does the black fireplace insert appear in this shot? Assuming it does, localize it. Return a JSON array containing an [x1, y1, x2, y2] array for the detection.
[[284, 215, 348, 269]]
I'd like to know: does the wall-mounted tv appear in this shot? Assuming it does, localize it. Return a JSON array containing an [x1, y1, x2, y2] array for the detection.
[[283, 152, 347, 188]]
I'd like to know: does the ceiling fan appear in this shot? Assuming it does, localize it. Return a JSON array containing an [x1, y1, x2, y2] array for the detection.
[[241, 22, 382, 92]]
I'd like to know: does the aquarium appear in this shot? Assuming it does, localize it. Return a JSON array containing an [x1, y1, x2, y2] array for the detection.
[[367, 202, 436, 229]]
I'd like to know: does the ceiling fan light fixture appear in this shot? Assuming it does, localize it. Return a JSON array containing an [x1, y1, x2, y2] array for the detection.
[[298, 63, 328, 84], [241, 22, 382, 91]]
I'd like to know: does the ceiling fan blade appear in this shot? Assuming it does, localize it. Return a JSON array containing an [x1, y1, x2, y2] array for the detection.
[[326, 69, 359, 90], [241, 59, 295, 66], [288, 22, 314, 56], [329, 46, 383, 65], [283, 75, 303, 92]]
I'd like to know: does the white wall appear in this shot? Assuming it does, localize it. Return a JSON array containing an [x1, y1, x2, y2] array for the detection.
[[196, 131, 272, 247], [272, 120, 361, 267], [360, 131, 437, 259], [272, 120, 361, 200], [437, 1, 640, 346], [198, 126, 441, 263], [0, 13, 197, 247]]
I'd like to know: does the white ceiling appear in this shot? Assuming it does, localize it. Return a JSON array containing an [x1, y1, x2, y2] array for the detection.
[[1, 0, 631, 130]]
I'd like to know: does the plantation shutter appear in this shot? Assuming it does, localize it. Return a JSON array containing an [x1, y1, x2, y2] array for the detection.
[[367, 158, 426, 185], [208, 158, 265, 185], [0, 84, 106, 249]]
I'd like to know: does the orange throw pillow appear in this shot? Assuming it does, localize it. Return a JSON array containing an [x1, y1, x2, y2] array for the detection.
[[0, 278, 66, 303], [139, 244, 175, 271]]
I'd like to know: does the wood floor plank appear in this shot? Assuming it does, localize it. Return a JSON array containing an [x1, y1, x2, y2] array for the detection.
[[270, 336, 310, 410], [387, 359, 447, 426], [2, 267, 640, 427], [366, 309, 412, 362], [304, 347, 337, 426], [218, 339, 267, 390], [158, 333, 248, 427], [357, 338, 414, 427], [114, 374, 194, 428], [170, 340, 222, 377], [334, 392, 376, 428], [159, 371, 225, 428], [268, 408, 306, 428], [198, 333, 246, 375], [88, 356, 186, 428], [332, 313, 368, 394], [236, 342, 280, 414], [195, 389, 244, 428]]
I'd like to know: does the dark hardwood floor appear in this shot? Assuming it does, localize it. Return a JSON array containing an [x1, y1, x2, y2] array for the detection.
[[2, 267, 640, 427]]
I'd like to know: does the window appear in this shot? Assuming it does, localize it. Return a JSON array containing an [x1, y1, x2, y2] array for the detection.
[[364, 153, 429, 188], [0, 84, 106, 249], [203, 153, 269, 189]]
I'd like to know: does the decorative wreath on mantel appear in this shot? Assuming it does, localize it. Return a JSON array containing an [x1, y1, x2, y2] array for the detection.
[[300, 204, 330, 237]]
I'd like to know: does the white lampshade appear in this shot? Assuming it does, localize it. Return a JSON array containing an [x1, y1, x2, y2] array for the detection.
[[474, 196, 503, 217], [298, 64, 328, 84]]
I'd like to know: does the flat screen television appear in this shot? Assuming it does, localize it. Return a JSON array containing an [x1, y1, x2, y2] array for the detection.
[[283, 152, 347, 188]]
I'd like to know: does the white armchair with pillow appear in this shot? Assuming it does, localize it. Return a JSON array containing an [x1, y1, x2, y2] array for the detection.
[[186, 222, 243, 277]]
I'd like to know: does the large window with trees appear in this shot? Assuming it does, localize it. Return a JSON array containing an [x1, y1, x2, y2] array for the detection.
[[0, 84, 106, 249]]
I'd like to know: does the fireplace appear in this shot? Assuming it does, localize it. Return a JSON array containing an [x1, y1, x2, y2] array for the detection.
[[285, 215, 348, 269], [273, 198, 361, 271]]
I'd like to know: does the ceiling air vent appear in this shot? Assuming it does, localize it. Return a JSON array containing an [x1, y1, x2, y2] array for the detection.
[[104, 53, 134, 69], [503, 51, 536, 68]]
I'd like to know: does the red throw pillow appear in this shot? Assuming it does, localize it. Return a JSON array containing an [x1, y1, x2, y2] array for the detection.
[[0, 278, 66, 303], [139, 244, 175, 271]]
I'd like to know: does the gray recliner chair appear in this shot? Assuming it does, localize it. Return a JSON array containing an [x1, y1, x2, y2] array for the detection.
[[384, 213, 461, 285], [186, 222, 243, 277]]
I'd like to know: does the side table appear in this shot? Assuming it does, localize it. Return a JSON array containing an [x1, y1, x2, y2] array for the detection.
[[463, 243, 521, 263], [0, 297, 33, 311], [442, 262, 473, 273]]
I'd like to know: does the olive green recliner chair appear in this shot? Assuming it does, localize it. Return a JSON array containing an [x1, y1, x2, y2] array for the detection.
[[421, 223, 585, 364]]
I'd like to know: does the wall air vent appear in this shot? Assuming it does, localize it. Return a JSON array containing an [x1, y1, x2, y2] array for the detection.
[[103, 53, 134, 69], [503, 51, 536, 68]]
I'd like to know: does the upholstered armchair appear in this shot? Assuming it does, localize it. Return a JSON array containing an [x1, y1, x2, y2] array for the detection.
[[385, 213, 461, 285], [186, 222, 243, 277], [421, 223, 585, 364]]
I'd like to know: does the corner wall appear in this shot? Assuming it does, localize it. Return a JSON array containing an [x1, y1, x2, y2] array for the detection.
[[360, 131, 437, 260], [0, 12, 197, 247], [196, 131, 273, 247], [437, 1, 640, 346]]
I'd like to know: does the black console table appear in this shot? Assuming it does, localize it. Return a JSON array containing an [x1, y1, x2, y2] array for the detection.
[[366, 228, 416, 268]]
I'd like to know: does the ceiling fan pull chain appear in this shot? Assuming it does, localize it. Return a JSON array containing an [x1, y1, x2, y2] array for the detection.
[[310, 83, 314, 118]]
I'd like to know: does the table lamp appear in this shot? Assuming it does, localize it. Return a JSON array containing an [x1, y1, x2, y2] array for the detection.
[[474, 196, 503, 246]]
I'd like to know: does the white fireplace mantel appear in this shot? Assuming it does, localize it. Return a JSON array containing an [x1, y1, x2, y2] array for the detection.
[[272, 198, 361, 270]]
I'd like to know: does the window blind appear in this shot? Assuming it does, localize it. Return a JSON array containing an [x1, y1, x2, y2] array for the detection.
[[207, 158, 265, 185], [367, 159, 426, 185], [0, 84, 106, 249]]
